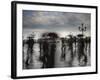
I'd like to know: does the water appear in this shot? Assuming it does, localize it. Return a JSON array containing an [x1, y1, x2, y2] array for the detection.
[[23, 41, 91, 69]]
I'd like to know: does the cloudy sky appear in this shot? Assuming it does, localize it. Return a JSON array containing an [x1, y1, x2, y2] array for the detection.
[[23, 10, 91, 39]]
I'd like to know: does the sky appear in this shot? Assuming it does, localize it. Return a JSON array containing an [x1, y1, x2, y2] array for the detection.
[[23, 10, 91, 39]]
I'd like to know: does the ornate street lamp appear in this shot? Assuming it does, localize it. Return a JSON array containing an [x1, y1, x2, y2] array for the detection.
[[78, 23, 87, 35]]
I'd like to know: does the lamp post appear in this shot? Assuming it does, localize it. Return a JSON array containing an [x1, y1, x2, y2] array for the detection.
[[78, 23, 87, 35]]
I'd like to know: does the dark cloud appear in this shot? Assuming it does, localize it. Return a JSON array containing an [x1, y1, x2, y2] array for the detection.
[[23, 10, 91, 37]]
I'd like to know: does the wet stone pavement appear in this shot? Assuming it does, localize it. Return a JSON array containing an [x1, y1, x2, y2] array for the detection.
[[23, 41, 91, 69]]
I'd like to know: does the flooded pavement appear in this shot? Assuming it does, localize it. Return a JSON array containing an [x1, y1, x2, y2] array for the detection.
[[23, 40, 91, 69]]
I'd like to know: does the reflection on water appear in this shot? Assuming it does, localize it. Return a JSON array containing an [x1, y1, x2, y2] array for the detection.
[[23, 38, 91, 69]]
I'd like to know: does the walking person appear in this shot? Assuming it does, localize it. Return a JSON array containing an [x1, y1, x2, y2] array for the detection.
[[25, 36, 34, 68], [61, 38, 66, 60], [42, 39, 49, 68], [77, 34, 87, 66]]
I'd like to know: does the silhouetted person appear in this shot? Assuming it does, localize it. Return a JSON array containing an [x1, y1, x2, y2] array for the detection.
[[65, 35, 74, 66], [25, 37, 34, 67], [88, 37, 91, 56], [77, 35, 87, 66], [23, 40, 26, 47], [48, 40, 56, 68], [68, 35, 74, 60], [27, 37, 34, 54], [38, 39, 43, 60], [61, 38, 66, 60], [42, 39, 49, 68], [73, 36, 77, 56], [41, 32, 59, 68], [85, 37, 91, 56], [84, 37, 88, 53]]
